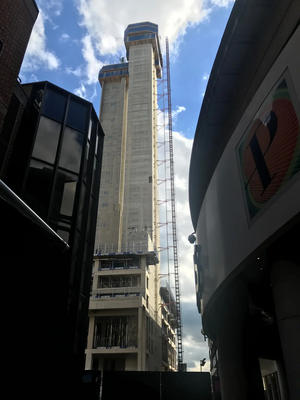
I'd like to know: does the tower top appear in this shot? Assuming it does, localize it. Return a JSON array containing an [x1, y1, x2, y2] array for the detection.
[[124, 22, 163, 78]]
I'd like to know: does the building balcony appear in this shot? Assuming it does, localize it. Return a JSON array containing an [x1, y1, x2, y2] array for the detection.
[[92, 336, 138, 350], [90, 286, 145, 299]]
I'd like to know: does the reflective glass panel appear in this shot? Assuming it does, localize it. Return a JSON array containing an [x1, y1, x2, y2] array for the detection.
[[51, 170, 78, 219], [32, 116, 61, 164], [87, 196, 95, 244], [49, 220, 71, 244], [57, 229, 70, 244], [59, 126, 84, 173], [76, 182, 87, 232], [92, 156, 99, 196], [22, 160, 53, 218], [66, 99, 88, 132], [42, 88, 67, 122], [89, 116, 97, 148]]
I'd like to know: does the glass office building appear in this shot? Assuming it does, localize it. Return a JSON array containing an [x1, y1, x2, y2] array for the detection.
[[4, 81, 104, 393]]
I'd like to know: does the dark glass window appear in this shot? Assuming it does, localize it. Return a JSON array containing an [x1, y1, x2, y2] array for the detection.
[[66, 99, 88, 132], [88, 117, 97, 148], [95, 133, 99, 155], [57, 229, 70, 244], [80, 243, 92, 293], [92, 156, 100, 196], [42, 88, 67, 122], [69, 232, 83, 285], [32, 116, 61, 164], [50, 219, 71, 243], [51, 170, 78, 219], [59, 126, 84, 173], [22, 160, 53, 219], [0, 39, 3, 54], [33, 88, 44, 112], [83, 143, 93, 187], [76, 182, 87, 232], [87, 196, 95, 244], [88, 119, 92, 142]]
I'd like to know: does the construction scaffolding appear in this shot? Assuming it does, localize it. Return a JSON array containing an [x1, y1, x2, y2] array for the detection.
[[93, 316, 138, 349], [156, 38, 183, 368]]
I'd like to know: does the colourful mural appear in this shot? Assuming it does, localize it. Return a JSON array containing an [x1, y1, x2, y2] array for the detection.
[[238, 73, 300, 220]]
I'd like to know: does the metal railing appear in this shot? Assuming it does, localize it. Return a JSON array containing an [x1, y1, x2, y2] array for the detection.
[[93, 336, 138, 349], [94, 242, 158, 255], [91, 286, 145, 299]]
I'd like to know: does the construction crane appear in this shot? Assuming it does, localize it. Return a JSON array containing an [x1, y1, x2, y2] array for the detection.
[[165, 37, 183, 368]]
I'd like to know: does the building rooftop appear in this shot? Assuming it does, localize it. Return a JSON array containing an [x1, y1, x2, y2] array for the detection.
[[124, 21, 163, 78]]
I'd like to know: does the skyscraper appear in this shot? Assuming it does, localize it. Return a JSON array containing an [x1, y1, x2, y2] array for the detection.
[[95, 22, 162, 253], [85, 22, 164, 372]]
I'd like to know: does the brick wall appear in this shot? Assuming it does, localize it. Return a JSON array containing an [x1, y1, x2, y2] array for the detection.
[[0, 0, 38, 128]]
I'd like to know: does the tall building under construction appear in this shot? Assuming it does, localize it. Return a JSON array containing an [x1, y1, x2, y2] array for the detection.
[[85, 22, 175, 372]]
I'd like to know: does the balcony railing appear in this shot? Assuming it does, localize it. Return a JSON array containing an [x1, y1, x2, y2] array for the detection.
[[93, 336, 138, 349], [94, 242, 158, 256], [91, 286, 145, 299]]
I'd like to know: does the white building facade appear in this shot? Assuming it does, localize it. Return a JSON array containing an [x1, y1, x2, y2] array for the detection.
[[85, 22, 165, 372]]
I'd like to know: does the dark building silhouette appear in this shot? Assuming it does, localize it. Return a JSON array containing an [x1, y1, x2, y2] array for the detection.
[[189, 1, 300, 400], [2, 82, 104, 398]]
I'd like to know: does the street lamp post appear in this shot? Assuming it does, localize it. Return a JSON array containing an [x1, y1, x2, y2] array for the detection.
[[200, 358, 206, 372]]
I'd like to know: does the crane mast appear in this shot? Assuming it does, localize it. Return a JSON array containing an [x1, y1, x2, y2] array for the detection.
[[165, 37, 183, 367]]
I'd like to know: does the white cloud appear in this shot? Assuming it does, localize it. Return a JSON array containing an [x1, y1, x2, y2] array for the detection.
[[60, 33, 71, 42], [66, 66, 83, 77], [21, 10, 60, 72], [75, 0, 211, 56], [74, 83, 87, 99], [81, 35, 104, 85], [183, 336, 210, 371], [30, 74, 38, 82], [44, 0, 64, 16], [65, 35, 104, 101], [72, 0, 213, 88], [172, 106, 186, 124], [210, 0, 235, 7], [202, 73, 209, 80]]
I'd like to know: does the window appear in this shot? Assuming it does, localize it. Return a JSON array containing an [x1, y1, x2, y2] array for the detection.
[[56, 228, 70, 244], [0, 39, 3, 54], [66, 98, 88, 132], [146, 295, 149, 308], [42, 88, 67, 122], [59, 126, 84, 173], [51, 170, 78, 219], [32, 116, 61, 164], [22, 160, 53, 218]]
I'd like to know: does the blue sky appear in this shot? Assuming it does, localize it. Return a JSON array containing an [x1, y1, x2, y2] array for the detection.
[[21, 0, 235, 371]]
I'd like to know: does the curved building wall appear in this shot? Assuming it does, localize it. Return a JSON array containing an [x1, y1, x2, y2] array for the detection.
[[197, 25, 300, 315]]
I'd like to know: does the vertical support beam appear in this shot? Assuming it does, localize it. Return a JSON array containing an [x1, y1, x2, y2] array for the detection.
[[85, 315, 95, 370], [86, 316, 95, 349], [138, 307, 146, 370], [271, 259, 300, 400], [85, 351, 93, 370]]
